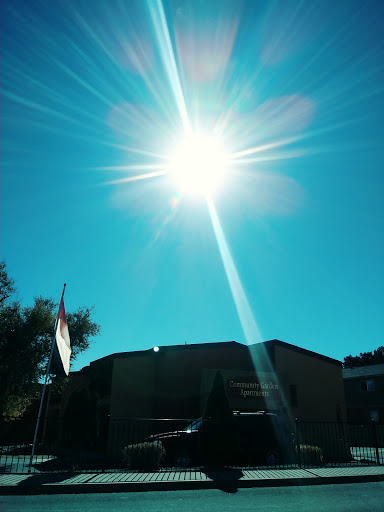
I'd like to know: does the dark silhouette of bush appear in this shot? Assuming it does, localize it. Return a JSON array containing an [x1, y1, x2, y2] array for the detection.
[[201, 371, 235, 467], [122, 442, 165, 471], [297, 444, 324, 465]]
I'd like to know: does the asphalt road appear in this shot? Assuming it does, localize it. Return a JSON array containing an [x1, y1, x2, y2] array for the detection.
[[2, 482, 384, 512]]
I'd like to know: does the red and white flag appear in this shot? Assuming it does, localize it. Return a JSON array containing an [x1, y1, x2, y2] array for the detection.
[[53, 300, 71, 376]]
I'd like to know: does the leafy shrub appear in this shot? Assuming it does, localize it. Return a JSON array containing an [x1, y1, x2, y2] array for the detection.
[[297, 444, 324, 465], [122, 442, 165, 470]]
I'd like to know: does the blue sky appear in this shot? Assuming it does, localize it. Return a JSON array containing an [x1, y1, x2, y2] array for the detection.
[[1, 0, 383, 372]]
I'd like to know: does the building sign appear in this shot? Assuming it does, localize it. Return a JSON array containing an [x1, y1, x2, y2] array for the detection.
[[226, 376, 279, 399], [201, 369, 281, 413]]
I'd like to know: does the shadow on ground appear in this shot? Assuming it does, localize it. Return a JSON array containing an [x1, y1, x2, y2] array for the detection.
[[17, 471, 71, 488], [202, 467, 244, 493]]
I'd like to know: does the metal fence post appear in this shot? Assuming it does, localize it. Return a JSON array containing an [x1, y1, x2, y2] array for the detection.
[[372, 421, 380, 466], [295, 418, 302, 468], [102, 437, 107, 473]]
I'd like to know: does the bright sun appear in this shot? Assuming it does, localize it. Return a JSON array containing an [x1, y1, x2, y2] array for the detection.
[[168, 133, 228, 194]]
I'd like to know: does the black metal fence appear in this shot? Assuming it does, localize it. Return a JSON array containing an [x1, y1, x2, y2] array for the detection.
[[1, 419, 383, 474], [296, 421, 384, 467]]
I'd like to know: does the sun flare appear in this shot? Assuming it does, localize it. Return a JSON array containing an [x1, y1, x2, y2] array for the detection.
[[168, 133, 228, 194]]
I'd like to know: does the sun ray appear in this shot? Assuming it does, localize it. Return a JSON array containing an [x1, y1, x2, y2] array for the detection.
[[111, 145, 169, 160], [229, 117, 364, 167], [231, 149, 309, 166], [206, 196, 262, 345], [207, 196, 293, 424], [97, 164, 167, 172], [71, 3, 181, 132], [149, 0, 191, 134], [104, 170, 168, 186], [229, 136, 302, 160]]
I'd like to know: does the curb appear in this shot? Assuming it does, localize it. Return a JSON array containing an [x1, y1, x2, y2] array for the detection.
[[2, 473, 384, 495]]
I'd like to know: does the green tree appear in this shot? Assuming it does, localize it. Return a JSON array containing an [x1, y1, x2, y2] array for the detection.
[[0, 261, 101, 421], [343, 346, 384, 368], [0, 261, 16, 304]]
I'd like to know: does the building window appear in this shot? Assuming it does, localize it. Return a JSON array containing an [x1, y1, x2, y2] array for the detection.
[[289, 385, 298, 407], [360, 379, 375, 392], [369, 410, 379, 423]]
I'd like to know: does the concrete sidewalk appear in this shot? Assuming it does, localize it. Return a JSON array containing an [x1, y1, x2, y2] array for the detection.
[[1, 466, 384, 495]]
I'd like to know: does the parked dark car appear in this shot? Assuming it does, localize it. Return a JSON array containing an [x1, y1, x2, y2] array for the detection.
[[147, 411, 294, 467]]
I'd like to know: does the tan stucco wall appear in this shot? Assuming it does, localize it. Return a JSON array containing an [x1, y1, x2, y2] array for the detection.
[[109, 345, 251, 419], [108, 343, 347, 423], [274, 345, 347, 422], [110, 357, 155, 419]]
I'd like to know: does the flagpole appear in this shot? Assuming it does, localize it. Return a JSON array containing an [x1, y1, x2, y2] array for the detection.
[[29, 284, 66, 472], [40, 381, 52, 444]]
